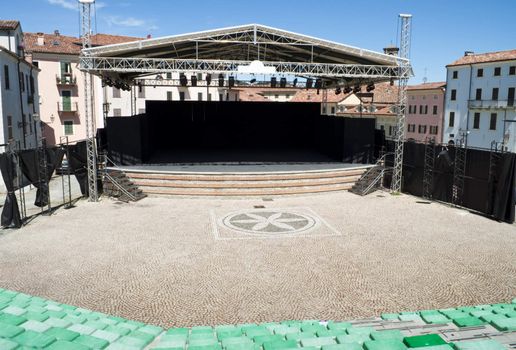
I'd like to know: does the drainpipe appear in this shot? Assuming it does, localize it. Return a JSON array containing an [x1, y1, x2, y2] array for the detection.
[[17, 60, 26, 149], [464, 64, 473, 147]]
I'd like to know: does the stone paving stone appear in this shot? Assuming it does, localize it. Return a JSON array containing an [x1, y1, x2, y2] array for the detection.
[[403, 334, 447, 348], [0, 321, 24, 338], [21, 319, 52, 333], [44, 327, 80, 341], [45, 316, 72, 328], [490, 317, 516, 331], [453, 339, 506, 350], [0, 338, 19, 350], [45, 340, 91, 350], [452, 316, 485, 327], [13, 329, 56, 348], [363, 339, 407, 350], [92, 329, 122, 343], [370, 329, 403, 341], [74, 334, 110, 349], [0, 312, 27, 326], [300, 336, 336, 348]]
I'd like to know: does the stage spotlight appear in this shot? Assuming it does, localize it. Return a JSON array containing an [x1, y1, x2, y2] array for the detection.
[[206, 74, 212, 85], [228, 76, 235, 88], [218, 74, 224, 87], [306, 78, 313, 89], [314, 79, 322, 90], [353, 84, 361, 93], [280, 77, 287, 88], [390, 78, 394, 86], [271, 77, 277, 88], [180, 73, 188, 87], [366, 83, 375, 92], [250, 78, 256, 84], [293, 78, 298, 87], [344, 86, 352, 94], [335, 87, 342, 95], [155, 74, 163, 81]]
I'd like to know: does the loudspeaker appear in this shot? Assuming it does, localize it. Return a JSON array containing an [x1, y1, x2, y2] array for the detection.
[[179, 73, 187, 87], [271, 77, 277, 88], [218, 74, 224, 87], [280, 77, 287, 88], [191, 75, 197, 87], [228, 76, 235, 88], [206, 74, 212, 85], [306, 78, 313, 89]]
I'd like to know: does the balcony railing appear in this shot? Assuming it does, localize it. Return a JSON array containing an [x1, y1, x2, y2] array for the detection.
[[468, 99, 515, 109], [57, 102, 79, 113], [56, 74, 77, 85]]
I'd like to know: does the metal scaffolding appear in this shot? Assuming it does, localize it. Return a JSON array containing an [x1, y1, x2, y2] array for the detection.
[[423, 137, 436, 199], [390, 14, 412, 193], [79, 0, 98, 202]]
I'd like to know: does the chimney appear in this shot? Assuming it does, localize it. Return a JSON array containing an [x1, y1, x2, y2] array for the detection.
[[383, 45, 400, 56], [54, 29, 60, 36], [464, 51, 474, 56], [37, 32, 45, 46]]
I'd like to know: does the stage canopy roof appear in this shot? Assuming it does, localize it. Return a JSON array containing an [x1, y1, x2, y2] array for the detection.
[[80, 24, 411, 84]]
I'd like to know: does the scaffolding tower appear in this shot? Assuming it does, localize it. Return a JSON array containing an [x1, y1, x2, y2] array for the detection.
[[452, 132, 467, 206], [422, 137, 435, 199], [391, 14, 412, 193], [79, 0, 98, 201]]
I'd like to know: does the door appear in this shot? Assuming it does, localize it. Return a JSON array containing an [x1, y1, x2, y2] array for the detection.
[[508, 87, 515, 107], [62, 90, 71, 111]]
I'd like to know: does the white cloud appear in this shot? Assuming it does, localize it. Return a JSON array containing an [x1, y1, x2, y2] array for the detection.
[[105, 16, 157, 30], [48, 0, 77, 10]]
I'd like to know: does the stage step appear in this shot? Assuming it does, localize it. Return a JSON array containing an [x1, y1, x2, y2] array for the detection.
[[121, 166, 371, 196]]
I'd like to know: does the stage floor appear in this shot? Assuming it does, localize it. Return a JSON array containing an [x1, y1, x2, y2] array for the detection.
[[115, 162, 370, 174]]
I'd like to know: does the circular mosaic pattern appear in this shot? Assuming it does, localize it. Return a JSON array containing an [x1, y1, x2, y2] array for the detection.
[[221, 209, 317, 235]]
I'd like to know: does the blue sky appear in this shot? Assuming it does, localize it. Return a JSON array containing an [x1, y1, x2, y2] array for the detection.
[[3, 0, 515, 83]]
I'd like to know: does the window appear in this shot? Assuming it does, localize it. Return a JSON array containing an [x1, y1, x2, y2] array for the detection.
[[419, 105, 423, 114], [490, 113, 497, 130], [451, 89, 456, 101], [380, 125, 385, 131], [494, 67, 501, 76], [508, 87, 515, 107], [20, 72, 25, 92], [207, 93, 212, 101], [219, 94, 223, 101], [198, 92, 203, 101], [7, 116, 13, 140], [113, 108, 122, 117], [166, 72, 172, 79], [322, 106, 327, 114], [510, 66, 516, 75], [473, 112, 480, 129], [449, 112, 455, 127], [433, 105, 438, 115], [452, 71, 458, 79], [407, 124, 416, 132], [30, 76, 34, 94], [113, 87, 121, 98], [430, 126, 439, 135], [492, 88, 499, 100], [389, 125, 394, 136], [197, 73, 202, 80], [28, 114, 32, 134], [138, 85, 145, 98], [4, 65, 10, 89], [477, 68, 483, 77], [138, 108, 145, 114], [418, 125, 427, 134], [331, 106, 336, 115], [22, 114, 27, 135], [424, 105, 428, 114], [166, 91, 172, 101], [179, 91, 185, 101], [475, 88, 482, 100], [64, 120, 74, 135], [275, 94, 279, 99], [33, 61, 39, 68]]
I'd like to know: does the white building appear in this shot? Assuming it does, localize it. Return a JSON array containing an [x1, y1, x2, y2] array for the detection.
[[0, 20, 40, 152], [444, 50, 516, 151]]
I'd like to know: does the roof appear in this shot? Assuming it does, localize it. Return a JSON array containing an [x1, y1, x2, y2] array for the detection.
[[83, 23, 400, 66], [234, 87, 300, 102], [408, 82, 446, 91], [290, 89, 350, 103], [24, 32, 141, 55], [447, 49, 516, 67], [362, 82, 399, 104], [0, 20, 20, 30]]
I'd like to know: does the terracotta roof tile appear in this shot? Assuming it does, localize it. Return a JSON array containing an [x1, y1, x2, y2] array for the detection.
[[447, 49, 516, 67], [408, 82, 446, 91], [0, 20, 20, 30], [290, 89, 348, 103], [24, 32, 141, 55]]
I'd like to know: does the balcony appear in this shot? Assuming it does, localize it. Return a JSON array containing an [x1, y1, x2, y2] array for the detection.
[[57, 102, 79, 113], [468, 99, 515, 110], [56, 74, 77, 85]]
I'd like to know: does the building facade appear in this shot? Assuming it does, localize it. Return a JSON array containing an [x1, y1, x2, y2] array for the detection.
[[406, 82, 446, 143], [444, 50, 516, 151], [0, 21, 40, 152]]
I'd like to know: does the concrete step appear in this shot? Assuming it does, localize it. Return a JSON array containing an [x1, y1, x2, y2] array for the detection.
[[142, 183, 354, 196]]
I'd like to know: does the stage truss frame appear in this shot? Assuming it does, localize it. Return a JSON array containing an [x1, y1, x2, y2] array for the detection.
[[78, 16, 413, 201]]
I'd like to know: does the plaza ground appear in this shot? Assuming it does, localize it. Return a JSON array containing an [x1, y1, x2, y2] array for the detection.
[[0, 191, 514, 329]]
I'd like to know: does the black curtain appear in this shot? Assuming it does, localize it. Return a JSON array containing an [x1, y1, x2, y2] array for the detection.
[[0, 153, 22, 228], [490, 153, 516, 222], [18, 147, 65, 207], [67, 141, 88, 196]]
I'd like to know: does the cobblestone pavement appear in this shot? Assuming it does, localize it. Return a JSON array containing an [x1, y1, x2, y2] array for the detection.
[[0, 191, 514, 328]]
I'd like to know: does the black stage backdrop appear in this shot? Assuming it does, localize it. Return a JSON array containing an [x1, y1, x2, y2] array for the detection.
[[385, 141, 515, 223], [0, 153, 22, 228], [106, 101, 375, 165]]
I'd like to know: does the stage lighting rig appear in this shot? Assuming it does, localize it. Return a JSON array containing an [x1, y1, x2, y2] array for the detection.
[[335, 87, 342, 95], [314, 79, 322, 90], [218, 74, 224, 87], [344, 86, 352, 94], [306, 78, 313, 89], [271, 77, 277, 88], [366, 83, 375, 92], [353, 84, 361, 93]]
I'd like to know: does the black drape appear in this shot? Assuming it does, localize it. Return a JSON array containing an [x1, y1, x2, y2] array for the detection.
[[67, 141, 88, 196], [0, 153, 22, 228], [490, 153, 516, 222]]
